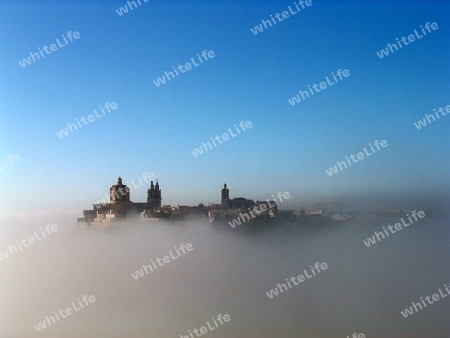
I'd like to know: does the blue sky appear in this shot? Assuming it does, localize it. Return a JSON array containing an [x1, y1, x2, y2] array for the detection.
[[1, 0, 449, 215]]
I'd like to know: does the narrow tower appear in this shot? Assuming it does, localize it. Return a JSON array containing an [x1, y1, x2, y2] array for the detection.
[[221, 183, 229, 209]]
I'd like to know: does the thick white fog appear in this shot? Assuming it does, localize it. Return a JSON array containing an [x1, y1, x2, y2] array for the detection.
[[1, 214, 449, 337]]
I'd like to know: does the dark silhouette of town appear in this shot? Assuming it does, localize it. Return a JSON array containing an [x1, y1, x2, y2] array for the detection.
[[77, 177, 438, 227]]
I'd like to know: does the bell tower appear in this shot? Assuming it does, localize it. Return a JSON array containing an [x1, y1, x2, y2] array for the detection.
[[147, 180, 162, 211], [221, 183, 229, 209]]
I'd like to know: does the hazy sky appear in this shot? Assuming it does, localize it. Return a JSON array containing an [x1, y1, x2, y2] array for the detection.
[[1, 0, 449, 215]]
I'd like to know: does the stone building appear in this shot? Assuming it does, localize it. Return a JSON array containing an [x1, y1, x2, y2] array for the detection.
[[109, 177, 131, 212], [147, 180, 162, 211], [221, 183, 230, 209], [220, 183, 254, 210], [78, 177, 164, 225]]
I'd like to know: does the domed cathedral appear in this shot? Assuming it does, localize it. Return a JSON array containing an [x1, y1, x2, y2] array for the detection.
[[78, 177, 166, 225], [110, 177, 131, 212], [147, 180, 162, 211]]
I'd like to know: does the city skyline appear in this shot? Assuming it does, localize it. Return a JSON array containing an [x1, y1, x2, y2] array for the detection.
[[84, 175, 445, 214]]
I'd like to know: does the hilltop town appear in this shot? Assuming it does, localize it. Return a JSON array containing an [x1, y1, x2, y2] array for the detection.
[[77, 177, 438, 228]]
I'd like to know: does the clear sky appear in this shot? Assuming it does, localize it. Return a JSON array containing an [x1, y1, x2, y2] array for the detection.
[[1, 0, 449, 216]]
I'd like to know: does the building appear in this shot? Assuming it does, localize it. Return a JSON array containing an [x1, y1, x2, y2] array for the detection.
[[221, 183, 230, 209], [255, 201, 277, 218], [230, 197, 255, 210], [147, 180, 162, 211], [78, 177, 165, 225], [220, 183, 254, 210], [109, 177, 131, 213], [208, 185, 277, 223]]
